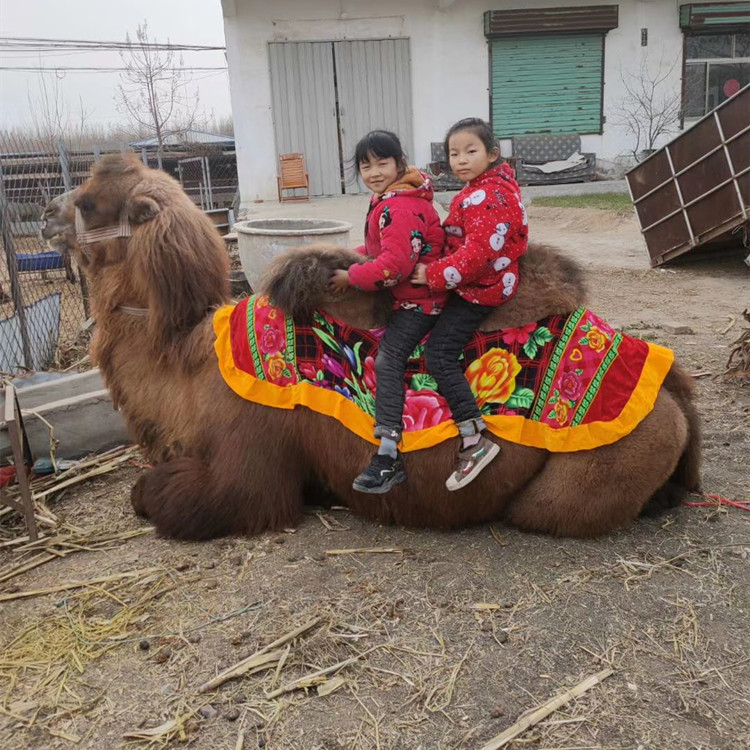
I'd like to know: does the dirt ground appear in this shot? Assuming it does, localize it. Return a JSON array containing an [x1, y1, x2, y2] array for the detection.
[[1, 204, 749, 750]]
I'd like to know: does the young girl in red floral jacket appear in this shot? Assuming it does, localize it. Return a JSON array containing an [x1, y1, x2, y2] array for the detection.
[[411, 117, 529, 490], [329, 130, 447, 493]]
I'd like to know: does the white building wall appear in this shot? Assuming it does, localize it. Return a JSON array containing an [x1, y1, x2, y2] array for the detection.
[[222, 0, 687, 205]]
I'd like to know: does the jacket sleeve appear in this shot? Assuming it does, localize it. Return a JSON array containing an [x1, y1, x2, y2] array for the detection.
[[348, 203, 425, 291], [426, 195, 523, 291]]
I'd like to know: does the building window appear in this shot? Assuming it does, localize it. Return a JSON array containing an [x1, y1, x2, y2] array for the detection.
[[683, 31, 750, 118]]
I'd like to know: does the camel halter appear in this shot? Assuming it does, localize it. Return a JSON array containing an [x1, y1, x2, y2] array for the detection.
[[75, 207, 132, 245]]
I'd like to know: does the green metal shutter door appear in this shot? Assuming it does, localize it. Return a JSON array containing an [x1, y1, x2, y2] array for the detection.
[[491, 34, 604, 137]]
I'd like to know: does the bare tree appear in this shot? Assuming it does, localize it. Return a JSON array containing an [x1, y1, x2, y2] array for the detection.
[[116, 22, 199, 162], [26, 72, 68, 147], [25, 72, 93, 151], [613, 56, 682, 161]]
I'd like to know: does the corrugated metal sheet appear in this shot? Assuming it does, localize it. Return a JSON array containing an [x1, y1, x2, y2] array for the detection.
[[269, 42, 341, 196], [680, 3, 750, 29], [334, 39, 413, 195], [484, 6, 618, 37], [490, 34, 603, 137]]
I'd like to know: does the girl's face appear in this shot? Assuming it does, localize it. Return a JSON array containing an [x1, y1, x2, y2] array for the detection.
[[359, 152, 401, 195], [448, 131, 499, 182]]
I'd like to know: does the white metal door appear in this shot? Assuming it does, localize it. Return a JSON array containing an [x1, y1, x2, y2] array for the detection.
[[268, 42, 341, 196], [334, 39, 414, 194]]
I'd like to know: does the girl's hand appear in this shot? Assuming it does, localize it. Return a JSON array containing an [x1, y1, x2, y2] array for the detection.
[[328, 269, 350, 294], [410, 263, 428, 285]]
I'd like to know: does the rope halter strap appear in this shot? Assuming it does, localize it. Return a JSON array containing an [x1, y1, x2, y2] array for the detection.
[[75, 207, 132, 245]]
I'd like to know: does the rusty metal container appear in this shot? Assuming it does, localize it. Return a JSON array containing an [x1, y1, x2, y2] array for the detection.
[[626, 84, 749, 266]]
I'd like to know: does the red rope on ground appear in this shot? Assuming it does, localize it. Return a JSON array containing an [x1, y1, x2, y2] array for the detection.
[[683, 492, 750, 511]]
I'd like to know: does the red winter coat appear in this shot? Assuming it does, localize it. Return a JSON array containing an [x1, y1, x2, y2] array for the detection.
[[425, 163, 528, 306], [348, 167, 448, 315]]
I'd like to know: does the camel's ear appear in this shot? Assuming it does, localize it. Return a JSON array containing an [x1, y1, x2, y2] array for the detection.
[[127, 194, 161, 225]]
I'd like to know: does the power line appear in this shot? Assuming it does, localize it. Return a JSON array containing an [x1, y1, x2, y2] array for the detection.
[[0, 36, 225, 52], [0, 66, 227, 73]]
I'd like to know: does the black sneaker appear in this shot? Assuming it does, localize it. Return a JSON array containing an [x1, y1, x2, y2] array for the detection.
[[353, 453, 407, 494]]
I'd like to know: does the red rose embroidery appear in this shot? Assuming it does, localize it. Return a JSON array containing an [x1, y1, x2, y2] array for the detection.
[[402, 389, 452, 431], [259, 326, 284, 354], [559, 371, 583, 401]]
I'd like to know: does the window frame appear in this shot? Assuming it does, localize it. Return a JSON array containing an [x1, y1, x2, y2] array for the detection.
[[682, 30, 750, 124]]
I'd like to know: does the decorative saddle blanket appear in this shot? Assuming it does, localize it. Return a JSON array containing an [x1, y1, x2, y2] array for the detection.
[[214, 294, 674, 453]]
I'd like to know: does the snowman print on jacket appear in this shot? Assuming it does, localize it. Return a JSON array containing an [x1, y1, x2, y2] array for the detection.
[[492, 254, 511, 272], [501, 271, 517, 297], [443, 266, 462, 290], [461, 189, 486, 209], [489, 222, 510, 251], [445, 225, 463, 238]]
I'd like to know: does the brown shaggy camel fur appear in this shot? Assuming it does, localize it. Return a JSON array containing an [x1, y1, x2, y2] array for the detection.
[[66, 154, 700, 540]]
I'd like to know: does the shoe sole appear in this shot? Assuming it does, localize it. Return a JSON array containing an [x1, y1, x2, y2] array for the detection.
[[353, 470, 407, 494], [445, 442, 501, 491]]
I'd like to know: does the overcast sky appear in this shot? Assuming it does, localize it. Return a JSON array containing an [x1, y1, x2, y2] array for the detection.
[[0, 0, 231, 133]]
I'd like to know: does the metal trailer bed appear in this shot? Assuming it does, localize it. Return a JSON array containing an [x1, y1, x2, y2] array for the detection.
[[626, 84, 749, 267]]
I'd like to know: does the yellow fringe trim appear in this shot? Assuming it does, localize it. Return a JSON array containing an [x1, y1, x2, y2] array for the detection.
[[213, 305, 675, 453]]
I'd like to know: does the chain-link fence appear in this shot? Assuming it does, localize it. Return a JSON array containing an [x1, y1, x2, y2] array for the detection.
[[0, 132, 239, 375], [0, 133, 94, 374]]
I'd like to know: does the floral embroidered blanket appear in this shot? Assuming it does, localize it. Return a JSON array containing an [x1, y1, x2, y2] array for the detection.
[[213, 294, 674, 453]]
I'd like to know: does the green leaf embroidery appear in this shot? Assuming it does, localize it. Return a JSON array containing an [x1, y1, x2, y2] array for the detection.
[[574, 368, 584, 376], [410, 373, 439, 392], [578, 337, 589, 346], [353, 390, 376, 417], [352, 340, 363, 375], [315, 370, 325, 381], [313, 311, 335, 336], [480, 403, 493, 416], [532, 327, 554, 346], [522, 338, 539, 359], [505, 387, 535, 410], [409, 343, 425, 361], [281, 368, 292, 379], [312, 327, 341, 353]]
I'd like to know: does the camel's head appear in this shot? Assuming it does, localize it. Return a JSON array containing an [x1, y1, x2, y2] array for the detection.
[[74, 153, 230, 348], [40, 190, 75, 241]]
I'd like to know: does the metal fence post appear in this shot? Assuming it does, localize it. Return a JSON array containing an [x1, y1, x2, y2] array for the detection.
[[0, 163, 33, 370], [58, 140, 72, 191]]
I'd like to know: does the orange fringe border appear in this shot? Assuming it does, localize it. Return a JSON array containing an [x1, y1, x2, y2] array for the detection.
[[213, 305, 675, 453]]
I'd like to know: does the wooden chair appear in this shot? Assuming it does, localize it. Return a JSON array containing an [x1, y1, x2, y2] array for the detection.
[[1, 384, 38, 541], [277, 153, 310, 202]]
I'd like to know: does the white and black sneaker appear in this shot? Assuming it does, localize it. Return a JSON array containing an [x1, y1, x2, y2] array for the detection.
[[353, 453, 407, 494], [446, 435, 500, 491]]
